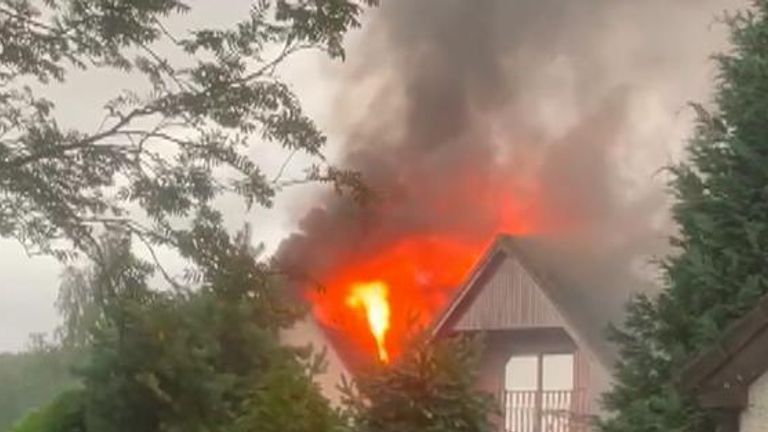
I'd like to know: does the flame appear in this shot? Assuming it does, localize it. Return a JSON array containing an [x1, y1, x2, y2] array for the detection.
[[303, 172, 548, 362], [346, 281, 391, 362]]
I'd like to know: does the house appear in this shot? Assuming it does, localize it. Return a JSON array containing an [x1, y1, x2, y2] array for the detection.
[[283, 234, 616, 431], [431, 235, 614, 432], [679, 293, 768, 432], [279, 314, 351, 405]]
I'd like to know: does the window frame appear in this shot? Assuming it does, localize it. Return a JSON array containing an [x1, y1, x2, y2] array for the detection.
[[504, 351, 575, 394]]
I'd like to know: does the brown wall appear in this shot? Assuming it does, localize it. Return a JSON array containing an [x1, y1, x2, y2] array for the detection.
[[472, 328, 576, 397], [279, 317, 349, 406], [467, 327, 611, 430], [452, 255, 566, 331]]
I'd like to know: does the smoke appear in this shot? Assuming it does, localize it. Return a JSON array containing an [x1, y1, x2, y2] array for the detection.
[[277, 0, 738, 341]]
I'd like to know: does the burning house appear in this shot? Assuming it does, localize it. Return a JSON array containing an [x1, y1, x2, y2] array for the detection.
[[281, 233, 614, 432], [430, 235, 612, 432], [276, 0, 735, 430]]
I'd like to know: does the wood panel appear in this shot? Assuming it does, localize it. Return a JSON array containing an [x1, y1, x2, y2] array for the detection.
[[574, 349, 591, 414], [454, 256, 566, 331]]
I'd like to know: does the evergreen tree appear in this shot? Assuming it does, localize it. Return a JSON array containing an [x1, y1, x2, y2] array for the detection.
[[342, 335, 495, 432], [601, 1, 768, 431]]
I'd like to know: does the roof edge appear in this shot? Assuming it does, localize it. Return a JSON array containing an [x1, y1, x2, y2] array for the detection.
[[429, 234, 612, 370], [429, 234, 509, 337], [678, 293, 768, 393]]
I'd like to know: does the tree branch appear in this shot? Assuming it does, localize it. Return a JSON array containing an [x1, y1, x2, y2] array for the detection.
[[0, 105, 158, 168]]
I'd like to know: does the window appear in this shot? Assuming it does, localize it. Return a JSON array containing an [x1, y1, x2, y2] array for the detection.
[[503, 353, 578, 432], [505, 353, 574, 392], [543, 354, 574, 391], [505, 355, 539, 391]]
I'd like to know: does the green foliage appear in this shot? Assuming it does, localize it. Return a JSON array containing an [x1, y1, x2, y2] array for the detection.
[[601, 2, 768, 431], [230, 361, 342, 432], [10, 390, 86, 432], [1, 1, 380, 431], [601, 295, 711, 432], [0, 347, 81, 431], [53, 225, 340, 432], [342, 335, 496, 432], [0, 0, 373, 261]]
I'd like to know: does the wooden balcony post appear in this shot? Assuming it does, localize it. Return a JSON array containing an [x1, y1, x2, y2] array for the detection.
[[534, 355, 543, 432]]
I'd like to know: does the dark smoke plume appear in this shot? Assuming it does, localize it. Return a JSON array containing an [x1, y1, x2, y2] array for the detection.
[[277, 0, 737, 337]]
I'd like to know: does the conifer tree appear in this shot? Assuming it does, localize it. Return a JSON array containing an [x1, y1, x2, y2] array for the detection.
[[342, 335, 495, 432], [601, 2, 768, 431]]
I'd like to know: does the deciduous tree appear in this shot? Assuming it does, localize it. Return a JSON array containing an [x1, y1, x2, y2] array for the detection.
[[0, 0, 371, 263], [48, 222, 341, 432]]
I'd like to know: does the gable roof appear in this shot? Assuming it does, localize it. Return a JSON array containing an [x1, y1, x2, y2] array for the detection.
[[678, 293, 768, 409], [430, 234, 614, 369]]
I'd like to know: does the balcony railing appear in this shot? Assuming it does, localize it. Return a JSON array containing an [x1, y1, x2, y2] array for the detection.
[[502, 389, 590, 432]]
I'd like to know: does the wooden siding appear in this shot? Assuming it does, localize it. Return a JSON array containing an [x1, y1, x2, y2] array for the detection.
[[454, 255, 566, 330], [473, 331, 601, 426], [574, 349, 592, 415]]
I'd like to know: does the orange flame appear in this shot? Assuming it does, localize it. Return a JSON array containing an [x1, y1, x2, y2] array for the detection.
[[304, 173, 547, 362], [346, 281, 391, 362]]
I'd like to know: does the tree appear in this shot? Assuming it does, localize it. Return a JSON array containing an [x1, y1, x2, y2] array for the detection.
[[0, 346, 81, 431], [341, 334, 496, 432], [0, 0, 370, 263], [9, 390, 86, 432], [1, 1, 380, 430], [51, 222, 341, 432], [601, 2, 768, 431]]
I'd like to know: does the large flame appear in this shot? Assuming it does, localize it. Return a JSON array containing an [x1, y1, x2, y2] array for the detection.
[[346, 281, 391, 362], [304, 182, 543, 363]]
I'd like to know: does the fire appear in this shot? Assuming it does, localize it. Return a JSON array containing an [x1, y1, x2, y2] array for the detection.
[[300, 172, 546, 363], [306, 201, 541, 363], [346, 281, 391, 362]]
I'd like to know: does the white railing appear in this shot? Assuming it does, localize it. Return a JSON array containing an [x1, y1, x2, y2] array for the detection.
[[502, 389, 590, 432]]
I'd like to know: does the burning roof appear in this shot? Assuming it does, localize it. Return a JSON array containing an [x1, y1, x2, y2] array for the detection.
[[273, 0, 724, 368], [287, 233, 616, 370], [431, 234, 615, 367]]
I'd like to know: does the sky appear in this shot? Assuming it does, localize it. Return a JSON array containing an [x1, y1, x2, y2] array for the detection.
[[0, 0, 351, 352], [0, 0, 742, 353]]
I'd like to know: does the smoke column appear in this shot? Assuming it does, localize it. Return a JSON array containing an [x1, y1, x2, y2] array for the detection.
[[277, 0, 738, 358]]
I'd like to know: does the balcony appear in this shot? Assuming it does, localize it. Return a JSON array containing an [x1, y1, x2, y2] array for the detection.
[[502, 389, 590, 432]]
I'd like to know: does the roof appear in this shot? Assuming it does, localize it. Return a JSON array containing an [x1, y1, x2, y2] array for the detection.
[[678, 293, 768, 409], [279, 315, 352, 405], [430, 234, 614, 369], [317, 321, 379, 373]]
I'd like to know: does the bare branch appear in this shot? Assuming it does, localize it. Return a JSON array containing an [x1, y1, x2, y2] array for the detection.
[[271, 148, 298, 184]]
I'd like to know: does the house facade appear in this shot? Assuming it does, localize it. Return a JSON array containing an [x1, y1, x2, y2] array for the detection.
[[279, 315, 351, 406], [431, 235, 613, 432], [679, 293, 768, 432], [283, 234, 615, 431]]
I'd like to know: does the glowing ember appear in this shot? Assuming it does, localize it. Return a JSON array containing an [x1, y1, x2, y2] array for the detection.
[[346, 281, 391, 362]]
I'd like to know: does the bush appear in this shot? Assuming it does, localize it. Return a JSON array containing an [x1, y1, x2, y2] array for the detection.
[[10, 390, 85, 432]]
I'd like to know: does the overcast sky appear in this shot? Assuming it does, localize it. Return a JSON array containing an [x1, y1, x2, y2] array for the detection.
[[0, 0, 357, 352], [0, 0, 741, 353]]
